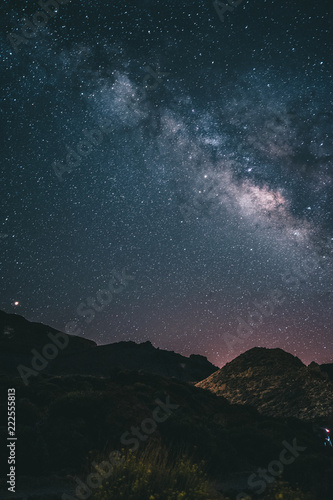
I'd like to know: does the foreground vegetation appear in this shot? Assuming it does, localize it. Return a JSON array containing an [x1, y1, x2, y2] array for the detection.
[[90, 444, 314, 500], [92, 445, 219, 500], [0, 372, 332, 499]]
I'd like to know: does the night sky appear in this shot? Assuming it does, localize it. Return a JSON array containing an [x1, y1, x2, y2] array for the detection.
[[1, 0, 332, 367]]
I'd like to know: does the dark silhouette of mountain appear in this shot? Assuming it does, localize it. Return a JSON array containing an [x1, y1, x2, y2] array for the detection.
[[2, 314, 333, 499], [47, 340, 218, 382], [196, 347, 333, 420], [0, 309, 96, 378], [0, 310, 217, 383], [0, 309, 96, 350]]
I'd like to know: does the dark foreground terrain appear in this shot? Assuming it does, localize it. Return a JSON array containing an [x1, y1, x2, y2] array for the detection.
[[1, 312, 333, 499], [1, 369, 333, 500]]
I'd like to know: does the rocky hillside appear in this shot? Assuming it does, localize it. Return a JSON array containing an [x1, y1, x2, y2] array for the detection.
[[196, 347, 333, 420]]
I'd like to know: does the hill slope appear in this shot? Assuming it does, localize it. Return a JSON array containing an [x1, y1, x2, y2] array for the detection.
[[196, 347, 333, 420]]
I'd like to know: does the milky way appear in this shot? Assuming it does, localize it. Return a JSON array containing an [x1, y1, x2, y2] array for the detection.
[[1, 0, 332, 366]]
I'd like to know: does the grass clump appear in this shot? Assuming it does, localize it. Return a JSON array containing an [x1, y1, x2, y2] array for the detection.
[[91, 444, 226, 500]]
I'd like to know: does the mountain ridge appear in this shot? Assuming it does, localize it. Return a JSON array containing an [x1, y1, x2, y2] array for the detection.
[[0, 309, 218, 383]]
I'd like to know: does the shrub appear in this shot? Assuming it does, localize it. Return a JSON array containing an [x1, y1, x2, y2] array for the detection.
[[261, 480, 314, 499], [91, 444, 226, 500]]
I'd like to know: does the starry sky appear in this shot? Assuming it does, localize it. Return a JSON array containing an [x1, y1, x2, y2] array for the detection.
[[1, 0, 332, 367]]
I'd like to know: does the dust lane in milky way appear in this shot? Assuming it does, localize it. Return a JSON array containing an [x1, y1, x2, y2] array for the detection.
[[1, 0, 332, 366]]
